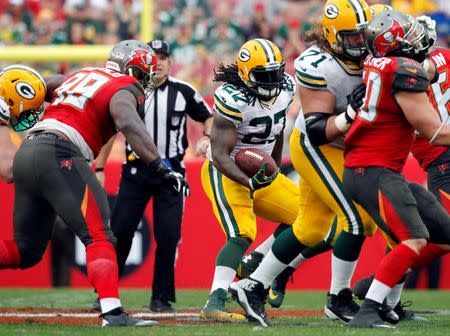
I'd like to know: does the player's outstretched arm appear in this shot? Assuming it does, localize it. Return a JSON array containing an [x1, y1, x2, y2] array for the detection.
[[109, 90, 160, 165], [0, 125, 16, 183], [211, 113, 251, 188]]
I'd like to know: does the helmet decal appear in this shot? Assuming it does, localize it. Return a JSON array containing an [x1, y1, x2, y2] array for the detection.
[[15, 82, 36, 100], [125, 48, 155, 74], [373, 19, 405, 57], [238, 48, 251, 62], [324, 4, 339, 19]]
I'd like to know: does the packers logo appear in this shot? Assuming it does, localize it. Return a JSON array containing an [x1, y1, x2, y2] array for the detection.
[[324, 4, 339, 19], [15, 82, 36, 100], [238, 48, 251, 62]]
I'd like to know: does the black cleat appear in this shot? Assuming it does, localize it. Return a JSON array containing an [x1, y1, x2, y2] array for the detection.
[[229, 278, 272, 327], [352, 275, 375, 300], [268, 266, 295, 308], [348, 299, 395, 328], [236, 251, 264, 280], [101, 307, 159, 327], [394, 301, 427, 322], [91, 298, 101, 312], [324, 288, 360, 323], [149, 299, 175, 313], [379, 302, 399, 324]]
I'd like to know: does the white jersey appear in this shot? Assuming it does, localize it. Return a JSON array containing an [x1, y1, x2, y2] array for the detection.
[[294, 45, 362, 146], [207, 74, 295, 161]]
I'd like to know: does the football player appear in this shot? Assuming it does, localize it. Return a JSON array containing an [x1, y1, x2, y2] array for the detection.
[[0, 65, 65, 183], [235, 1, 399, 312], [343, 10, 450, 328], [0, 40, 188, 327], [199, 38, 298, 325], [229, 0, 377, 326]]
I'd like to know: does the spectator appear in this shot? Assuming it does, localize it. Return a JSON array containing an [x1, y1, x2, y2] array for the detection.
[[169, 18, 201, 64]]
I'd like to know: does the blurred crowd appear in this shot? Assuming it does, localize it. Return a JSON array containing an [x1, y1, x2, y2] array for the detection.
[[1, 0, 450, 158]]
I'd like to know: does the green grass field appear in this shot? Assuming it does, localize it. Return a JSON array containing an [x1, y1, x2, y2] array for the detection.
[[0, 288, 448, 335]]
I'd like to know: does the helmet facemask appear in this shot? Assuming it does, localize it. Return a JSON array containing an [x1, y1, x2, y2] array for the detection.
[[397, 19, 431, 62], [246, 63, 285, 100], [9, 105, 44, 132], [337, 28, 368, 60]]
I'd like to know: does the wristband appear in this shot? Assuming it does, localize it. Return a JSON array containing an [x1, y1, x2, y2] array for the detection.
[[95, 167, 104, 172]]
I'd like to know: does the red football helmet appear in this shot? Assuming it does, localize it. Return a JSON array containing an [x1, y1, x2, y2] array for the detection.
[[106, 39, 157, 92], [365, 10, 431, 62]]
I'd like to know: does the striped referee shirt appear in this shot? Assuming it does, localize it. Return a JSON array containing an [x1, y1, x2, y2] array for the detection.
[[126, 76, 212, 163]]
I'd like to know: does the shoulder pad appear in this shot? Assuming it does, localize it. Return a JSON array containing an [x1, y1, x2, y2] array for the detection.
[[392, 57, 429, 94], [214, 84, 243, 124], [294, 48, 329, 90]]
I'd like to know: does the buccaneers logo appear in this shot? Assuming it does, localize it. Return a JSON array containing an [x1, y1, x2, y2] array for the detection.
[[374, 19, 405, 57], [125, 49, 156, 74]]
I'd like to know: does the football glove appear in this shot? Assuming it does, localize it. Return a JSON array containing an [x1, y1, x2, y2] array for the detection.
[[249, 163, 280, 192], [148, 157, 190, 196], [416, 15, 437, 46]]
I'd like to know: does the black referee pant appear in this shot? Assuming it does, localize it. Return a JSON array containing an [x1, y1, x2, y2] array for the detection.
[[110, 160, 184, 304]]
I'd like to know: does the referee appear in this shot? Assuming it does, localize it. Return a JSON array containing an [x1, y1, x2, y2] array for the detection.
[[96, 40, 213, 312]]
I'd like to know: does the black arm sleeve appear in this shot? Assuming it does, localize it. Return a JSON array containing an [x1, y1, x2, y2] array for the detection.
[[392, 58, 429, 94], [176, 81, 212, 122], [304, 112, 331, 146], [120, 82, 146, 119]]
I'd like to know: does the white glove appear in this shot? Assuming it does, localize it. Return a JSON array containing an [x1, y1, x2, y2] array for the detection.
[[0, 96, 10, 125], [417, 15, 437, 45]]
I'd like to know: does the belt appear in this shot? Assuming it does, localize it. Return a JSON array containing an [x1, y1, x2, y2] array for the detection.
[[28, 133, 65, 141]]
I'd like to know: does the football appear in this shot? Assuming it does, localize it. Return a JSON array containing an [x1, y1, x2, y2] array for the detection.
[[235, 148, 277, 177]]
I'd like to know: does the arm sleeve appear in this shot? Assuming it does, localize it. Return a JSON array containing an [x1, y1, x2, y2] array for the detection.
[[120, 82, 146, 119], [392, 58, 429, 94]]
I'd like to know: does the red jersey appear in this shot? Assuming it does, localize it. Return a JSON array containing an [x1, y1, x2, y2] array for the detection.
[[411, 48, 450, 169], [344, 55, 429, 172], [41, 67, 145, 157]]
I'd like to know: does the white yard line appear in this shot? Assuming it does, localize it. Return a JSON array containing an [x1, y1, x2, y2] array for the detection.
[[0, 312, 200, 318]]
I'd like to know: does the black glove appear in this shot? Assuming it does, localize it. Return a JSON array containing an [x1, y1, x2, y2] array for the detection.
[[349, 83, 366, 111], [344, 83, 366, 124], [148, 157, 190, 196]]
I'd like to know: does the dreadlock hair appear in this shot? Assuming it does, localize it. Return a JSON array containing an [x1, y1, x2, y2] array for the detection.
[[213, 63, 246, 89]]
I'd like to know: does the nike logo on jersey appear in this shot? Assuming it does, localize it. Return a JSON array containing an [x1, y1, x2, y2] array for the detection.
[[405, 67, 418, 74]]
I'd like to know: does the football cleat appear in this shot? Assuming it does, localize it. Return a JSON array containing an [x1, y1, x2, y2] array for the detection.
[[149, 299, 175, 313], [200, 288, 246, 322], [267, 266, 295, 308], [229, 278, 272, 327], [91, 298, 101, 312], [324, 288, 360, 323], [352, 275, 374, 300], [101, 307, 159, 327], [394, 301, 427, 322], [353, 275, 426, 322], [236, 250, 264, 280], [348, 299, 395, 328]]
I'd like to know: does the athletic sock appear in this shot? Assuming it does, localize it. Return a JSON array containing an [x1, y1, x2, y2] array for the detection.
[[212, 237, 251, 291], [367, 244, 418, 304], [271, 227, 307, 264], [251, 249, 287, 289], [210, 265, 237, 292], [86, 241, 120, 299], [100, 298, 122, 314], [254, 234, 275, 256], [0, 240, 21, 269], [386, 281, 404, 308], [366, 279, 392, 304], [288, 253, 306, 268], [411, 243, 449, 270], [330, 231, 365, 295]]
